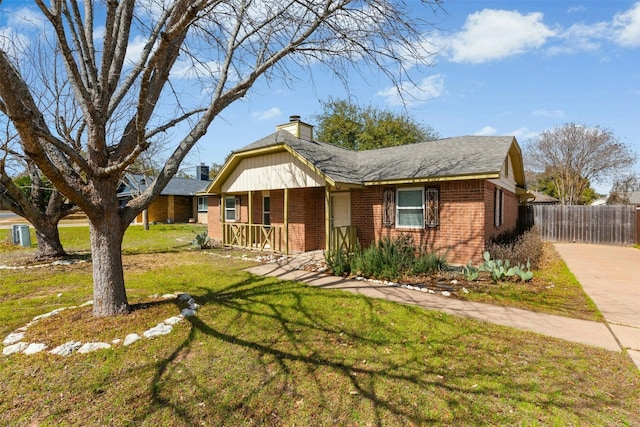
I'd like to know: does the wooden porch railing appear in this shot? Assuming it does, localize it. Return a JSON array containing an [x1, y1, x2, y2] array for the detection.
[[224, 223, 283, 252], [330, 225, 357, 253]]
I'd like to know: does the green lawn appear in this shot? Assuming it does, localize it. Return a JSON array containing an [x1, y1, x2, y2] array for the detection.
[[0, 225, 638, 426]]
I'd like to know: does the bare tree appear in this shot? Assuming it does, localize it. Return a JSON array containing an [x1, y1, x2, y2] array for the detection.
[[0, 0, 442, 316], [526, 123, 635, 205], [607, 173, 640, 205], [0, 121, 80, 258]]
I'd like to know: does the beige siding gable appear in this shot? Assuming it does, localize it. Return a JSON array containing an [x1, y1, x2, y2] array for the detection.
[[222, 151, 325, 192], [489, 154, 517, 192]]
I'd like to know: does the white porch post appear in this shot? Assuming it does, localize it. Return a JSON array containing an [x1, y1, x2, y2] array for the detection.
[[221, 192, 226, 244], [325, 184, 331, 252], [248, 190, 253, 247]]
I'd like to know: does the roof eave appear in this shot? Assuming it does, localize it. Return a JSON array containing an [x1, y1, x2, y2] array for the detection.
[[363, 172, 501, 187]]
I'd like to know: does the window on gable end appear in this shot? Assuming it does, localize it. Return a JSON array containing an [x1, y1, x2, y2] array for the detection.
[[505, 156, 509, 179], [425, 187, 439, 227], [383, 188, 395, 227]]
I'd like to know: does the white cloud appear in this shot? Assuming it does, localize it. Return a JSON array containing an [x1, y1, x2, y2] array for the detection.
[[612, 1, 640, 47], [7, 7, 46, 29], [533, 109, 565, 118], [567, 6, 586, 14], [124, 35, 149, 66], [473, 126, 497, 136], [251, 107, 282, 121], [376, 75, 445, 107], [442, 9, 556, 64], [549, 22, 608, 54], [510, 127, 538, 141], [550, 2, 640, 53], [0, 27, 30, 58]]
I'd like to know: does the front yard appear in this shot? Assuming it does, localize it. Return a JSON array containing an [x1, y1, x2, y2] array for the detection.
[[0, 225, 638, 425]]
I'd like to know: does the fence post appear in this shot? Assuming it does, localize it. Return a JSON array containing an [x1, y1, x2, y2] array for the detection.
[[636, 207, 640, 245]]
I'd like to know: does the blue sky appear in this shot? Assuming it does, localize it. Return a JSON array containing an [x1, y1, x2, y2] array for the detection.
[[195, 1, 640, 193], [1, 1, 639, 194]]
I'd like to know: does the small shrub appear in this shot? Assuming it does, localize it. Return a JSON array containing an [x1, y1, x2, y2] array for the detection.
[[325, 246, 351, 276], [412, 249, 447, 275], [342, 235, 446, 281], [192, 231, 211, 249], [462, 260, 480, 281], [486, 227, 543, 269], [480, 251, 534, 283]]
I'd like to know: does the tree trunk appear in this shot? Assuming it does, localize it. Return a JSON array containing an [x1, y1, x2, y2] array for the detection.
[[89, 211, 129, 316], [34, 225, 67, 260]]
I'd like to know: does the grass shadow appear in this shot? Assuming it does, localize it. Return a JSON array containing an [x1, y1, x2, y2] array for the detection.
[[136, 273, 640, 425]]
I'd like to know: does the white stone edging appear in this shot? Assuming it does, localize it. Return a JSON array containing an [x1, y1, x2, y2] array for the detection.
[[2, 293, 198, 357]]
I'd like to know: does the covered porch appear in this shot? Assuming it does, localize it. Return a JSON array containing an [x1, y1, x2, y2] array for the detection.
[[218, 187, 357, 255]]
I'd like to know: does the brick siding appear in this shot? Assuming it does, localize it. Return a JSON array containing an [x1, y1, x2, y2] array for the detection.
[[135, 195, 195, 224], [208, 179, 519, 263], [351, 180, 518, 264]]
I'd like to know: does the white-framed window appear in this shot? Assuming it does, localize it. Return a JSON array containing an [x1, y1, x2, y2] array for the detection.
[[396, 187, 424, 228], [494, 188, 504, 227], [263, 195, 271, 225], [425, 188, 439, 227], [224, 196, 239, 222], [197, 196, 208, 212]]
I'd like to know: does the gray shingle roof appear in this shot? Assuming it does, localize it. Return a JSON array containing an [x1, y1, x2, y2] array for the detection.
[[118, 174, 210, 198], [233, 132, 516, 185]]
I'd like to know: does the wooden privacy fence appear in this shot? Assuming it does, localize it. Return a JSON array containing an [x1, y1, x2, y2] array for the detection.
[[531, 205, 639, 245]]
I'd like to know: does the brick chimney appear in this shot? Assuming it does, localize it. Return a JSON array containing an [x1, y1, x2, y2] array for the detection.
[[196, 163, 210, 180], [276, 115, 313, 141]]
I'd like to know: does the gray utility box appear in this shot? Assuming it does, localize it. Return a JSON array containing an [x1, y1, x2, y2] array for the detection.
[[11, 224, 31, 247]]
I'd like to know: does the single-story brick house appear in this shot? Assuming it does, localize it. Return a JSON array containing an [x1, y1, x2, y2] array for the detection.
[[118, 165, 211, 224], [203, 117, 528, 264]]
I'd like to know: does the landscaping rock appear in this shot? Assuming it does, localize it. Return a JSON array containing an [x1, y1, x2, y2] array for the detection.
[[23, 343, 47, 354], [3, 332, 25, 346], [178, 293, 192, 301], [143, 323, 173, 338], [181, 308, 196, 317], [3, 342, 28, 355], [77, 342, 111, 354], [50, 341, 82, 356], [123, 334, 141, 346], [164, 316, 183, 325]]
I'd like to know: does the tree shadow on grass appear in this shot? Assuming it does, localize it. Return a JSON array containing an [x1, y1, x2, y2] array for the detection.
[[136, 273, 640, 426]]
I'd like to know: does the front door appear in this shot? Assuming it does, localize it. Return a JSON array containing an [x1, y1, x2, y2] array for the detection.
[[331, 192, 351, 228], [330, 192, 353, 252]]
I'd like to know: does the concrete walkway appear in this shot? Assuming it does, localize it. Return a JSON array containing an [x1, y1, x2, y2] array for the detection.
[[554, 243, 640, 369], [246, 250, 638, 368]]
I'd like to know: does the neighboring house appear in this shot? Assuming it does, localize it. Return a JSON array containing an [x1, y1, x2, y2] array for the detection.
[[528, 190, 560, 205], [590, 198, 608, 207], [628, 191, 640, 206], [204, 117, 528, 264], [118, 164, 211, 224]]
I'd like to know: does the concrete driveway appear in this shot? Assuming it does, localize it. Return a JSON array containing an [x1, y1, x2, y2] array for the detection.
[[554, 243, 640, 368]]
